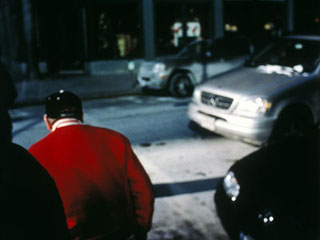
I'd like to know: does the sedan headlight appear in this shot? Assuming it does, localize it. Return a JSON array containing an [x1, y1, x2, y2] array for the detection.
[[153, 63, 166, 74], [192, 88, 201, 102], [223, 171, 240, 202], [234, 97, 271, 117]]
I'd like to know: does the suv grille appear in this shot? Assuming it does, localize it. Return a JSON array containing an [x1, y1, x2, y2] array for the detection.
[[201, 91, 233, 110]]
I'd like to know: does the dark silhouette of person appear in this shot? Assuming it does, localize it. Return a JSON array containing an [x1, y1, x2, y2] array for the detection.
[[0, 60, 17, 141], [0, 106, 70, 239]]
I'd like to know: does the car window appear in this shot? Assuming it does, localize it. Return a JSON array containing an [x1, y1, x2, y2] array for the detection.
[[206, 38, 250, 60], [206, 39, 227, 60], [229, 38, 251, 57], [177, 41, 204, 58], [249, 39, 320, 73]]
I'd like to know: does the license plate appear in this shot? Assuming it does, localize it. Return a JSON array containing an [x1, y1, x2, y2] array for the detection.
[[199, 116, 216, 131]]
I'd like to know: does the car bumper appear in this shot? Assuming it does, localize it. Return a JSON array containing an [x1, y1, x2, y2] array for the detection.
[[188, 102, 275, 145], [137, 74, 168, 90]]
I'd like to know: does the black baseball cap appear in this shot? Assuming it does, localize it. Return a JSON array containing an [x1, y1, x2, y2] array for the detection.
[[45, 90, 82, 119]]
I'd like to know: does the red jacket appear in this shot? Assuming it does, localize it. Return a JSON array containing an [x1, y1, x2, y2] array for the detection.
[[29, 120, 154, 239]]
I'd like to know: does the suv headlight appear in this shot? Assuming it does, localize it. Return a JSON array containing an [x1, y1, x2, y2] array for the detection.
[[153, 63, 166, 74], [223, 171, 240, 202], [234, 97, 271, 117], [192, 88, 201, 102]]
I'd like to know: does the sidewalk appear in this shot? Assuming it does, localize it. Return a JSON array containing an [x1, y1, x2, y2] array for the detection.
[[14, 73, 141, 106]]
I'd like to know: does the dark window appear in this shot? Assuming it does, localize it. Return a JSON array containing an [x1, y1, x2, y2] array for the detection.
[[154, 1, 211, 56], [34, 0, 85, 73], [87, 2, 142, 60], [224, 1, 284, 51], [295, 0, 320, 35]]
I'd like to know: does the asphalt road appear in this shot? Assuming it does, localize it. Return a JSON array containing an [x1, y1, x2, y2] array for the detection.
[[11, 95, 258, 240]]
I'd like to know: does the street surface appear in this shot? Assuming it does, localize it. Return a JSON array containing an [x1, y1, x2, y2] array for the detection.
[[11, 95, 257, 240]]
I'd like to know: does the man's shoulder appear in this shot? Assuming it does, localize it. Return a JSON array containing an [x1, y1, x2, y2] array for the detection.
[[85, 125, 132, 149], [86, 125, 128, 141], [29, 134, 52, 153]]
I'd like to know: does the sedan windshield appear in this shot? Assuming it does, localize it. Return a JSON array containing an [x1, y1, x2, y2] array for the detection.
[[248, 38, 320, 73]]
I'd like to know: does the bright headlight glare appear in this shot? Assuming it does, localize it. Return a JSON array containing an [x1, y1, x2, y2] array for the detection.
[[153, 63, 166, 74], [235, 97, 271, 116], [193, 88, 201, 101], [223, 171, 240, 202]]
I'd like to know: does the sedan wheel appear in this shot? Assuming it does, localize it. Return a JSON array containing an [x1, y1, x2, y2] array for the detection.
[[169, 73, 193, 97]]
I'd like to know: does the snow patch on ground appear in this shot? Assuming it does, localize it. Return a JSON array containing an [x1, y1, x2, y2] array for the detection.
[[133, 138, 256, 240]]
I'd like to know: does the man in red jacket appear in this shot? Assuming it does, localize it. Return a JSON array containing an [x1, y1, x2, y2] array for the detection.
[[29, 90, 154, 240]]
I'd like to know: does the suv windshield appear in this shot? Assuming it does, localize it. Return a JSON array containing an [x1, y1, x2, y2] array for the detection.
[[248, 38, 320, 73]]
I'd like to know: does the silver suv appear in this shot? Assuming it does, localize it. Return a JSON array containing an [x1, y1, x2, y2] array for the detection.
[[188, 35, 320, 145], [137, 37, 251, 97]]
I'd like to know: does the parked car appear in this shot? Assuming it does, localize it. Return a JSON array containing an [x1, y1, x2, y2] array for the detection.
[[214, 131, 319, 240], [137, 37, 251, 97], [188, 35, 320, 145]]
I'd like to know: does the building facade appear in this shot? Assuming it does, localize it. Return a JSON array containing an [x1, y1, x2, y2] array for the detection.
[[0, 0, 317, 81]]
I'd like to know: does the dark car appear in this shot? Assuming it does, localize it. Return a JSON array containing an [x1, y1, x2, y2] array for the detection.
[[214, 132, 319, 240]]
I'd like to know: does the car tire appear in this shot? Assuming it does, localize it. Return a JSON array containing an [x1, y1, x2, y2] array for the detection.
[[270, 107, 313, 142], [169, 73, 193, 97]]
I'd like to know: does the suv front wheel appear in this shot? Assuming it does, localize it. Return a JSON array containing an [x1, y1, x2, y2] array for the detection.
[[169, 73, 193, 97]]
